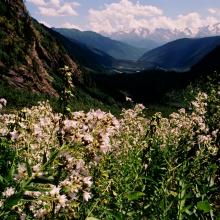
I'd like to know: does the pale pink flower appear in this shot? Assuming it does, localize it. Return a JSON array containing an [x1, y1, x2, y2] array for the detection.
[[57, 194, 67, 207], [2, 187, 15, 198], [10, 131, 19, 141], [76, 159, 85, 170], [34, 125, 42, 137], [83, 177, 93, 187], [83, 134, 94, 143], [126, 96, 133, 102], [83, 191, 92, 202], [63, 120, 78, 131], [50, 186, 61, 196]]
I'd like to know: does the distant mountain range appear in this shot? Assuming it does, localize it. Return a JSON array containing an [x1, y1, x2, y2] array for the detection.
[[138, 36, 220, 71], [53, 28, 147, 61], [108, 24, 220, 45], [52, 27, 220, 72]]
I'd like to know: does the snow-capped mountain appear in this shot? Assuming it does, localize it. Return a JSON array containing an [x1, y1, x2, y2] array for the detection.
[[109, 23, 220, 46], [109, 28, 159, 50]]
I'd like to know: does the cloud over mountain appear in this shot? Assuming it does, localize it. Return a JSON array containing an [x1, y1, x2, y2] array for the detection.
[[88, 0, 219, 36]]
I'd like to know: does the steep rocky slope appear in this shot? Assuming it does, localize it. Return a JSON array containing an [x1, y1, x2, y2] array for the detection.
[[0, 0, 81, 96]]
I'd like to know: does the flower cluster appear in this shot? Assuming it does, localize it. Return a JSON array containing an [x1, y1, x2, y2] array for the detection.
[[154, 92, 218, 155], [0, 90, 218, 219], [0, 100, 122, 219]]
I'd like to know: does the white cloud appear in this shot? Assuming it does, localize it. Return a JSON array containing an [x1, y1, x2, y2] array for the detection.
[[89, 0, 163, 34], [208, 8, 220, 15], [49, 0, 60, 7], [176, 13, 218, 34], [59, 22, 83, 30], [88, 0, 219, 36], [28, 0, 80, 17], [27, 0, 46, 6]]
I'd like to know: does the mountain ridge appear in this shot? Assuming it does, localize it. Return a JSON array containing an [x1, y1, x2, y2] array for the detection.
[[53, 28, 147, 61], [138, 36, 220, 71]]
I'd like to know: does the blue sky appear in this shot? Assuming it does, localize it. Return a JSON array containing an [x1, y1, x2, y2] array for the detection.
[[25, 0, 220, 35]]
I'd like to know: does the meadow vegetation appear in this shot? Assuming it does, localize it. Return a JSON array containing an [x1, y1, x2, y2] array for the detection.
[[0, 69, 219, 219]]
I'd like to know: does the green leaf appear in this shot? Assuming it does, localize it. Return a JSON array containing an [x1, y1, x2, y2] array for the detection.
[[0, 174, 5, 184], [197, 200, 211, 213], [4, 193, 23, 210], [104, 210, 123, 220], [25, 159, 32, 177], [43, 149, 59, 169], [127, 192, 145, 201]]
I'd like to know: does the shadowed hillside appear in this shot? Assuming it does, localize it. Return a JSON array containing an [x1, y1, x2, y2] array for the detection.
[[138, 37, 220, 71], [0, 0, 81, 96]]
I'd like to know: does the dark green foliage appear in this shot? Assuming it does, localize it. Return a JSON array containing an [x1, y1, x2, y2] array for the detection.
[[0, 81, 57, 111], [0, 6, 28, 67], [0, 81, 122, 115]]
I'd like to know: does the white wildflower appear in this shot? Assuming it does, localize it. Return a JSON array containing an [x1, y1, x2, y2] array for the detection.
[[100, 134, 111, 153], [34, 125, 42, 137], [33, 208, 47, 218], [32, 164, 43, 177], [20, 213, 27, 220], [83, 177, 93, 187], [50, 186, 61, 196], [63, 120, 78, 131], [198, 135, 212, 144], [10, 131, 19, 141], [212, 129, 219, 138], [24, 191, 41, 197], [57, 194, 67, 207], [14, 164, 27, 180], [192, 101, 199, 108], [83, 191, 92, 202], [126, 96, 133, 102], [83, 134, 94, 143], [2, 187, 15, 198], [76, 159, 85, 170], [0, 128, 7, 136], [69, 192, 78, 200], [179, 108, 186, 114], [94, 110, 105, 120]]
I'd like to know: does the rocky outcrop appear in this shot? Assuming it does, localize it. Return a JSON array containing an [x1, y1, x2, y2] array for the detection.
[[0, 0, 81, 96]]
